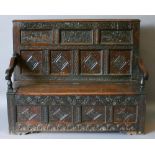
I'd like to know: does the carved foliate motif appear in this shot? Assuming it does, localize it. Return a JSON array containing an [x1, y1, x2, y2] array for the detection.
[[21, 30, 52, 45], [60, 30, 93, 44], [20, 22, 133, 30], [16, 95, 140, 106], [101, 30, 132, 44], [16, 122, 137, 133]]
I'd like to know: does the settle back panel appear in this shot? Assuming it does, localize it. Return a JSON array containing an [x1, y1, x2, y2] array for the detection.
[[13, 20, 140, 83]]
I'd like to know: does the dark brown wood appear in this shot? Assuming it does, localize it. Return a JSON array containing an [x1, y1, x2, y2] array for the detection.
[[16, 83, 140, 96], [6, 19, 148, 134], [5, 54, 18, 91], [138, 58, 149, 80]]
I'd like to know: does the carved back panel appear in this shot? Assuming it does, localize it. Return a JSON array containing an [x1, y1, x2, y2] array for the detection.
[[13, 19, 140, 82]]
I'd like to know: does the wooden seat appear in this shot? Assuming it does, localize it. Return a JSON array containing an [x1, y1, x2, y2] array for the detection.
[[16, 82, 140, 96]]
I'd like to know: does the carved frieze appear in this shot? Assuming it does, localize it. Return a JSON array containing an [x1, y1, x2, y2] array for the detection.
[[15, 122, 137, 133], [15, 95, 140, 106], [20, 22, 133, 30]]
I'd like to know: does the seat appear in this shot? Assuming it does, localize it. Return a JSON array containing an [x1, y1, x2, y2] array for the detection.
[[15, 82, 140, 96]]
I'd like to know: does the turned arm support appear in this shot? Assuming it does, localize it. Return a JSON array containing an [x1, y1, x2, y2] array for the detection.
[[138, 58, 149, 86], [5, 54, 18, 91]]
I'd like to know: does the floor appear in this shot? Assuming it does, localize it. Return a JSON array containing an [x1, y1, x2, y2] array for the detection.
[[0, 93, 155, 139]]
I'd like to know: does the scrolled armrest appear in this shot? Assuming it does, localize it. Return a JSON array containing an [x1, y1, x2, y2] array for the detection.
[[138, 58, 149, 80], [138, 58, 149, 87], [5, 54, 18, 91]]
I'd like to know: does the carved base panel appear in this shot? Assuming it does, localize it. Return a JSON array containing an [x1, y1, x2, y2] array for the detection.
[[8, 95, 145, 134]]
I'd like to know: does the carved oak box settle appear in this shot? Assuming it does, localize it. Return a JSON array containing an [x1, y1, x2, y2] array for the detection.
[[5, 19, 148, 134]]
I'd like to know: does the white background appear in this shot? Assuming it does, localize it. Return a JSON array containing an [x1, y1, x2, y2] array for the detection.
[[0, 15, 155, 139], [0, 1, 155, 155]]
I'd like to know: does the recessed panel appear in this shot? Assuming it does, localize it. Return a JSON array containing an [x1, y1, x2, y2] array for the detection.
[[49, 106, 72, 123], [109, 50, 131, 74], [20, 51, 43, 75], [82, 106, 106, 123], [60, 30, 93, 44], [80, 51, 102, 75], [101, 30, 132, 44], [17, 106, 41, 125], [50, 51, 72, 75], [21, 30, 53, 45], [113, 106, 137, 123]]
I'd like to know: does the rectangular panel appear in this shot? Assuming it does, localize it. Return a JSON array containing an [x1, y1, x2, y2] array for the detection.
[[60, 29, 93, 44], [109, 50, 131, 74], [80, 50, 102, 75], [21, 30, 53, 45], [50, 50, 72, 75], [49, 106, 72, 123], [82, 106, 106, 123], [113, 105, 137, 123], [17, 106, 41, 125], [20, 50, 43, 75], [100, 30, 132, 44]]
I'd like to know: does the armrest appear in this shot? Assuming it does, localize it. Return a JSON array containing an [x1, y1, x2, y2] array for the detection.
[[5, 54, 18, 91], [138, 58, 149, 87], [138, 58, 149, 80]]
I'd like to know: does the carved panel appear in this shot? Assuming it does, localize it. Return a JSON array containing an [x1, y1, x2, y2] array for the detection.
[[20, 21, 133, 30], [16, 96, 51, 105], [113, 106, 137, 123], [17, 106, 41, 125], [16, 95, 140, 106], [50, 51, 72, 75], [21, 30, 52, 45], [109, 50, 131, 74], [82, 106, 106, 123], [49, 106, 72, 123], [20, 51, 42, 74], [60, 30, 93, 44], [100, 30, 132, 44], [80, 51, 102, 74], [16, 122, 137, 133]]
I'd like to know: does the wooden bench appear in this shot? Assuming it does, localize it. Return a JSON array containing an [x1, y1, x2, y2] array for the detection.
[[5, 19, 148, 134]]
